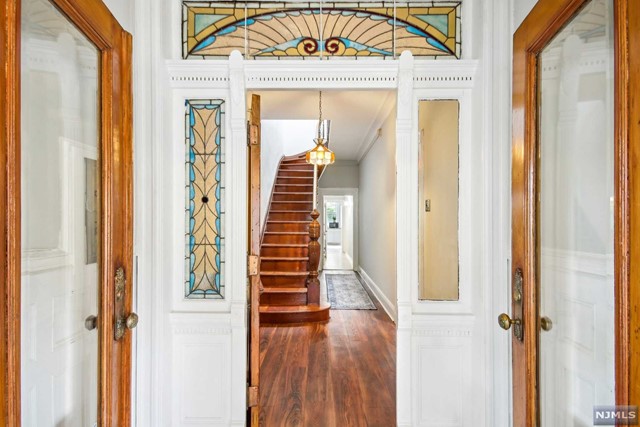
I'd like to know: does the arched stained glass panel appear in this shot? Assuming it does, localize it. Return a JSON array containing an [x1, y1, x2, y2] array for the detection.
[[183, 2, 461, 59]]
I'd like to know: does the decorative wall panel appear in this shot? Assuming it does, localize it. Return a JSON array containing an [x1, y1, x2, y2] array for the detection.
[[183, 2, 461, 59], [185, 100, 225, 299]]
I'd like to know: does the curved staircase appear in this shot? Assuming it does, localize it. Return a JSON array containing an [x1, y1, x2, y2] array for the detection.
[[259, 154, 331, 324]]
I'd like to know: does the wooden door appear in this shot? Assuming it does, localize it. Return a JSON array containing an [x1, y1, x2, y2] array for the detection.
[[0, 0, 134, 425], [247, 94, 261, 425], [510, 0, 640, 425]]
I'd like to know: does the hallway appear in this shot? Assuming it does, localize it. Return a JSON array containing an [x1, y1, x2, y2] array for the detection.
[[324, 244, 353, 270], [259, 275, 396, 426]]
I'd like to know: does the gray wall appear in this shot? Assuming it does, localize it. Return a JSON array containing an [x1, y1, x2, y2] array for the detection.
[[358, 107, 396, 310], [319, 160, 359, 188]]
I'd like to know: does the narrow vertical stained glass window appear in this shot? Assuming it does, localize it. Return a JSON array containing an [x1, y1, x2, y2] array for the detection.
[[185, 99, 225, 299]]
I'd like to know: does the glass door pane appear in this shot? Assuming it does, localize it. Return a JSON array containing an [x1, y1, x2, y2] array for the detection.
[[21, 0, 100, 425], [538, 0, 615, 424]]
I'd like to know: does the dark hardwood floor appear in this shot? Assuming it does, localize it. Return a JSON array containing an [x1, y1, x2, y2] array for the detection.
[[259, 282, 397, 427]]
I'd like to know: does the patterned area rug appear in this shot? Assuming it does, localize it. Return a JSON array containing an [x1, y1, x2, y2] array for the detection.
[[326, 272, 376, 310]]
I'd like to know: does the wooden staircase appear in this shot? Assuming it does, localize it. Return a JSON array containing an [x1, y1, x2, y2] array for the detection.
[[259, 154, 330, 324]]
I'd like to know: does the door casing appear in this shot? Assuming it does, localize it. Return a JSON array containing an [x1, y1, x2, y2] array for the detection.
[[511, 0, 640, 424], [0, 0, 134, 425]]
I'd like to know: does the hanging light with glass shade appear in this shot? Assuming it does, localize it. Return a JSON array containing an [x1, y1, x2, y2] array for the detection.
[[306, 91, 335, 210], [306, 91, 335, 166]]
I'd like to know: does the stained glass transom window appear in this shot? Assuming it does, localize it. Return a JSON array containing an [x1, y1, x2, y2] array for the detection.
[[185, 99, 225, 299], [183, 2, 461, 59]]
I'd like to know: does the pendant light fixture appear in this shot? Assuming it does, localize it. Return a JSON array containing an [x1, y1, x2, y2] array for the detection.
[[306, 91, 335, 209], [305, 91, 335, 166]]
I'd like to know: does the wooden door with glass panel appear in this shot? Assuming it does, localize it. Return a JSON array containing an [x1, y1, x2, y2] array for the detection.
[[0, 0, 134, 425], [509, 0, 639, 425]]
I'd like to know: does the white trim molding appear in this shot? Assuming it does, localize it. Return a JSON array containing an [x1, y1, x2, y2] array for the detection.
[[154, 46, 486, 426], [409, 87, 475, 316], [318, 187, 359, 271], [359, 267, 397, 323]]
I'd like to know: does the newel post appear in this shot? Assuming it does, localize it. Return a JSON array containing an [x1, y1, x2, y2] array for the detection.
[[307, 209, 321, 304]]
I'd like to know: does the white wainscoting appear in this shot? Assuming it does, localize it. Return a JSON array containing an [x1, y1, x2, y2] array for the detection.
[[170, 316, 232, 426], [411, 321, 474, 427]]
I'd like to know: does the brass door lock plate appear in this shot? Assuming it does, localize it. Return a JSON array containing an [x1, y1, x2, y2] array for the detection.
[[114, 267, 138, 341]]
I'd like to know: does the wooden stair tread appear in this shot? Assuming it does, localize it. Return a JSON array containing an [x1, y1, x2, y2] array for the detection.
[[260, 303, 330, 313], [271, 201, 313, 203], [262, 287, 308, 294], [262, 243, 307, 247], [264, 231, 308, 235], [259, 152, 328, 325], [273, 192, 313, 195], [261, 271, 309, 276]]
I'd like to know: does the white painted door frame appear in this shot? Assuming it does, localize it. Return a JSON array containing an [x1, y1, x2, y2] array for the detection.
[[319, 187, 359, 271], [148, 47, 506, 427], [238, 52, 481, 426]]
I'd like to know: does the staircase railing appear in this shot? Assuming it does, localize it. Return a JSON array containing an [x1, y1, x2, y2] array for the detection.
[[306, 162, 326, 305], [306, 125, 330, 306]]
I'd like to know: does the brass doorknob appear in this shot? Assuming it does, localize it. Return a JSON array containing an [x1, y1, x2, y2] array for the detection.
[[125, 312, 139, 330], [540, 316, 553, 331], [498, 313, 521, 330]]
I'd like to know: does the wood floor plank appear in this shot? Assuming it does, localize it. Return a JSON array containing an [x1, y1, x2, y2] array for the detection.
[[259, 285, 396, 426]]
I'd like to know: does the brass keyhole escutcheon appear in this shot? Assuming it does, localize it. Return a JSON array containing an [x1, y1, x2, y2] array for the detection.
[[114, 267, 139, 341]]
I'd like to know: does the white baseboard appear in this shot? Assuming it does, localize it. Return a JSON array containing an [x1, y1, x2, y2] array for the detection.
[[358, 267, 397, 323], [345, 251, 353, 268]]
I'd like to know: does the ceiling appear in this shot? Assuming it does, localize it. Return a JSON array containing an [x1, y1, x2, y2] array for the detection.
[[252, 90, 396, 161]]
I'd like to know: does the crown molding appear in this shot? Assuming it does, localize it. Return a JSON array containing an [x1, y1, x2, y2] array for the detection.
[[166, 58, 479, 91]]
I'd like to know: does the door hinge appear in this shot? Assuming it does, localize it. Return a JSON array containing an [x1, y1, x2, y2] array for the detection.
[[248, 124, 259, 146], [247, 386, 259, 407], [248, 255, 259, 276]]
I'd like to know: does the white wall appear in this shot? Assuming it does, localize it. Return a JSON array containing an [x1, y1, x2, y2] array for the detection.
[[512, 0, 538, 31], [260, 120, 317, 227], [358, 107, 396, 319], [342, 196, 354, 265], [319, 160, 359, 188], [260, 121, 284, 228], [103, 0, 134, 33]]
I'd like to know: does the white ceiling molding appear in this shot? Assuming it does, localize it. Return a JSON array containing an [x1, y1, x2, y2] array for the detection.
[[167, 58, 479, 91], [244, 59, 399, 89], [413, 59, 478, 89], [166, 60, 230, 88]]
